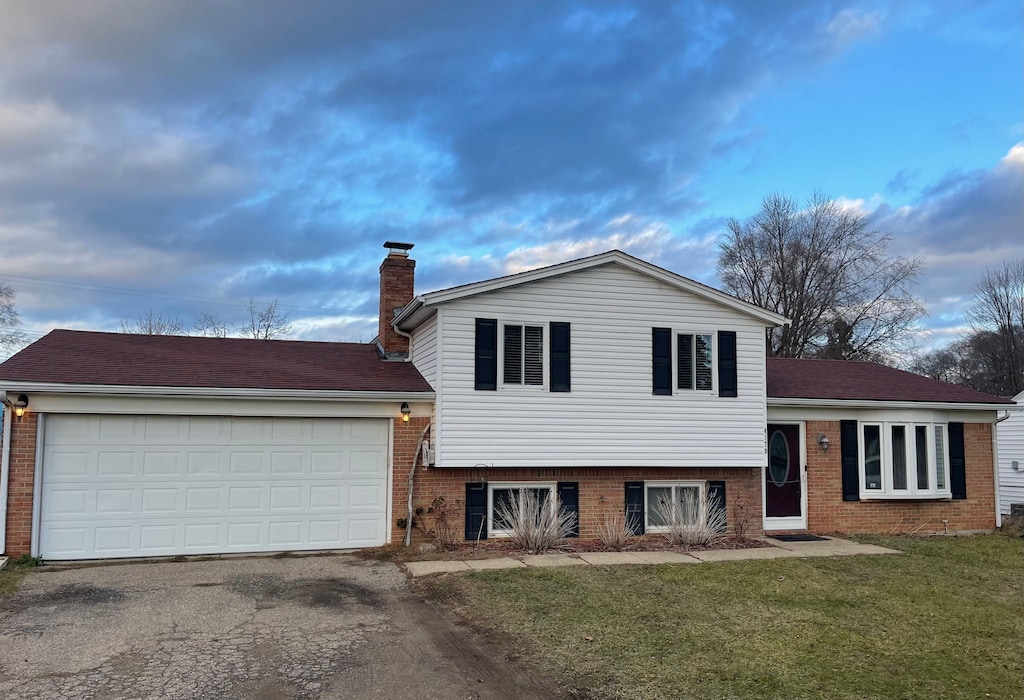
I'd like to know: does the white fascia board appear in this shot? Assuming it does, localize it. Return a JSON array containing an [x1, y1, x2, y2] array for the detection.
[[393, 250, 789, 331], [0, 381, 435, 402], [767, 397, 1017, 412]]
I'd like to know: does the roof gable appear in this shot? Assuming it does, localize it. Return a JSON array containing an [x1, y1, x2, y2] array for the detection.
[[767, 357, 1013, 406], [0, 330, 433, 393], [395, 250, 789, 330]]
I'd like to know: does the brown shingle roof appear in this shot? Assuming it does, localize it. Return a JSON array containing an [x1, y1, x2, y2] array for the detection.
[[767, 357, 1012, 404], [0, 330, 433, 393]]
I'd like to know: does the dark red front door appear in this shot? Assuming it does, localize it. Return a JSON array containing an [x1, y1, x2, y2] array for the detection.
[[765, 424, 802, 518]]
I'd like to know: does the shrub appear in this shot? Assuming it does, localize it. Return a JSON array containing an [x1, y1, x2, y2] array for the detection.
[[428, 496, 462, 551], [650, 488, 727, 547], [492, 489, 577, 554], [596, 511, 635, 551]]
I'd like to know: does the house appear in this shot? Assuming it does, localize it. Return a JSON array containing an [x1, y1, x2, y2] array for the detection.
[[0, 244, 1012, 561], [996, 390, 1024, 523]]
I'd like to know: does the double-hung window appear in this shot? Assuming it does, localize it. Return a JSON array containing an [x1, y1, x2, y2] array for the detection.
[[502, 322, 545, 387], [677, 333, 714, 391], [861, 422, 950, 498]]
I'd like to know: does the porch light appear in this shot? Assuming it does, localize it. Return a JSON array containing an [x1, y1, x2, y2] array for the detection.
[[400, 402, 411, 422], [13, 394, 28, 419], [817, 432, 830, 452]]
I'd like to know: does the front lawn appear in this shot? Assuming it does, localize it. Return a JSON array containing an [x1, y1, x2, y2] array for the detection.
[[433, 535, 1023, 700]]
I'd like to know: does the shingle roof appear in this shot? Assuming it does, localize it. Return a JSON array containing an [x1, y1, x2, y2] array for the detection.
[[767, 357, 1012, 405], [0, 330, 433, 393]]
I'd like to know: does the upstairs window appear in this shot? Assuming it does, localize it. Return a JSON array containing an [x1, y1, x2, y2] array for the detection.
[[654, 328, 734, 395], [677, 333, 713, 391], [502, 323, 545, 387], [476, 319, 570, 392]]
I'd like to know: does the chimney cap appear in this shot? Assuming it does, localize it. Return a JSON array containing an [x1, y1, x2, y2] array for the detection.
[[383, 241, 415, 254]]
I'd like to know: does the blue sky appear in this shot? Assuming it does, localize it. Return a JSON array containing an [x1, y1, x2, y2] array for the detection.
[[0, 0, 1020, 356]]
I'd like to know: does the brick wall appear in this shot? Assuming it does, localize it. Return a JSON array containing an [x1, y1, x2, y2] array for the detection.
[[803, 420, 996, 534], [378, 253, 415, 355], [390, 417, 763, 543], [4, 411, 37, 556]]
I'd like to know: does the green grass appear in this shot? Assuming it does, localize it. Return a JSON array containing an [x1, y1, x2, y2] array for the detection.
[[0, 554, 42, 596], [439, 535, 1024, 700]]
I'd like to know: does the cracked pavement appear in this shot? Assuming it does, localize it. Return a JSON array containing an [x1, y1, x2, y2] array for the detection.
[[0, 555, 562, 700]]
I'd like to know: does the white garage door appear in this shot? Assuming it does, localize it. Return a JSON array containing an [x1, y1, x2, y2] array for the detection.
[[39, 415, 390, 560]]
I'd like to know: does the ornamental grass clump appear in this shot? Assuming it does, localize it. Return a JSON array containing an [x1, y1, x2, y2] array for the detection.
[[651, 488, 727, 547], [492, 489, 577, 554], [596, 511, 635, 551]]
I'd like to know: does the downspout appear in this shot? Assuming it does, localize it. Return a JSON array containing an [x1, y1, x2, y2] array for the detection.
[[393, 325, 414, 362], [0, 391, 11, 554], [993, 410, 1011, 528]]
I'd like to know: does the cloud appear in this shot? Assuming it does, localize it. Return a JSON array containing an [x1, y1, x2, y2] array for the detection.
[[871, 142, 1024, 336]]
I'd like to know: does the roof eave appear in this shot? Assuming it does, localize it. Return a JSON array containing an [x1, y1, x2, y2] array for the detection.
[[767, 396, 1016, 411], [0, 381, 436, 402]]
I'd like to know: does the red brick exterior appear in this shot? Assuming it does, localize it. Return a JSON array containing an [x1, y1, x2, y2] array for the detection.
[[801, 420, 996, 534], [390, 417, 764, 543], [4, 411, 38, 556], [378, 253, 415, 355]]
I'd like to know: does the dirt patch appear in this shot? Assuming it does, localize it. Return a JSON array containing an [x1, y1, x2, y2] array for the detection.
[[227, 574, 382, 610], [15, 583, 126, 608]]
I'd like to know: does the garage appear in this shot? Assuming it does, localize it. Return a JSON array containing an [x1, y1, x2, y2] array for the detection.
[[38, 414, 390, 560]]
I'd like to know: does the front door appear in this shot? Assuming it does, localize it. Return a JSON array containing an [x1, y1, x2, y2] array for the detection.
[[764, 423, 806, 530]]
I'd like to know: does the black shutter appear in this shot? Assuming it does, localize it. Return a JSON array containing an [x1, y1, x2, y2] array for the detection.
[[465, 482, 488, 540], [652, 327, 672, 395], [550, 322, 571, 392], [718, 330, 737, 397], [707, 481, 727, 534], [949, 422, 967, 500], [625, 481, 645, 535], [840, 420, 860, 501], [474, 318, 497, 390], [558, 482, 579, 537]]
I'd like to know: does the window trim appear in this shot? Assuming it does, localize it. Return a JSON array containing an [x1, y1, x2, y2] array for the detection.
[[859, 422, 952, 499], [498, 320, 548, 390], [643, 480, 707, 532], [675, 331, 716, 393], [486, 482, 557, 538]]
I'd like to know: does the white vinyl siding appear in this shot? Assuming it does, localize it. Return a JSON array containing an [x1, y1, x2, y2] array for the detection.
[[434, 263, 770, 469], [39, 415, 390, 560], [997, 393, 1024, 516], [410, 313, 439, 389]]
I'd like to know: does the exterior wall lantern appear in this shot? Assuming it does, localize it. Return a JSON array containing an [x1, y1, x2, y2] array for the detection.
[[400, 402, 411, 422], [816, 432, 830, 452], [13, 394, 28, 419]]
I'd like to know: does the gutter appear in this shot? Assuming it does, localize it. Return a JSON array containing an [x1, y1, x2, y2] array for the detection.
[[767, 397, 1017, 412], [0, 391, 10, 554], [0, 382, 434, 401]]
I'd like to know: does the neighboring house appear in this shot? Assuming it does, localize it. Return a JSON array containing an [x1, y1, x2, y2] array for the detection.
[[0, 244, 1012, 561], [996, 390, 1024, 522]]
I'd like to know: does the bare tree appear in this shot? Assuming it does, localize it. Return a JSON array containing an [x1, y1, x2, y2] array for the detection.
[[966, 260, 1023, 395], [718, 192, 924, 362], [120, 309, 186, 335], [239, 299, 292, 340], [193, 312, 228, 338], [1, 284, 27, 356]]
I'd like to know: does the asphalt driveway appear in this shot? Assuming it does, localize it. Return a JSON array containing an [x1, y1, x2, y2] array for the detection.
[[0, 555, 562, 700]]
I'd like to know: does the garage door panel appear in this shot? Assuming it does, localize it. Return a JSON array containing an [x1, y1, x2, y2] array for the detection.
[[41, 416, 390, 560]]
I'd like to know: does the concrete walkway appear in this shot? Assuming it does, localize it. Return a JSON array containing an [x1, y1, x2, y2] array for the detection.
[[404, 536, 900, 577]]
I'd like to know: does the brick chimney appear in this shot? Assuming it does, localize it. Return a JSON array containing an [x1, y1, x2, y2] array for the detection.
[[378, 241, 416, 357]]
